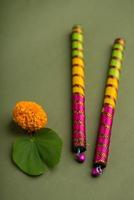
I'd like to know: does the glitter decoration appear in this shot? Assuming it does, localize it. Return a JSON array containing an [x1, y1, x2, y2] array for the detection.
[[71, 25, 86, 162], [92, 38, 125, 176]]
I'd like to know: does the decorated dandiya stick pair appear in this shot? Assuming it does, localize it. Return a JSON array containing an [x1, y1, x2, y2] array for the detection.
[[71, 25, 125, 175], [71, 25, 86, 162], [92, 38, 125, 176]]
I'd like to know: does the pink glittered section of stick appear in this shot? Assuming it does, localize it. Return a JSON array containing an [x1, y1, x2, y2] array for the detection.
[[94, 104, 115, 166], [72, 93, 86, 151]]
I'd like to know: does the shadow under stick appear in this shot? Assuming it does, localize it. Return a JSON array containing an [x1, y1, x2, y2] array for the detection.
[[92, 38, 125, 176]]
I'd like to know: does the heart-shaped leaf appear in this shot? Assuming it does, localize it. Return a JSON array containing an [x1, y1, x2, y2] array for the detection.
[[12, 128, 62, 176], [35, 128, 62, 167], [12, 137, 46, 176]]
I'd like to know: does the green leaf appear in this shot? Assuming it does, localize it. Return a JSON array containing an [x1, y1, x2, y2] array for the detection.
[[35, 128, 62, 167], [12, 128, 62, 176], [12, 137, 46, 176]]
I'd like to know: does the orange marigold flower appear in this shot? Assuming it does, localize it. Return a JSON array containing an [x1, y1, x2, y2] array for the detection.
[[13, 101, 48, 133]]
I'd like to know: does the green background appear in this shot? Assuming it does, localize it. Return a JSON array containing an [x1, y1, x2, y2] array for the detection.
[[0, 0, 133, 200]]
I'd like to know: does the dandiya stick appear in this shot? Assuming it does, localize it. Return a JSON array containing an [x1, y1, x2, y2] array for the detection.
[[92, 38, 125, 176], [71, 25, 86, 162]]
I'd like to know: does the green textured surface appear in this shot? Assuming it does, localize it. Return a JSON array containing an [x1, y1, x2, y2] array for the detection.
[[109, 68, 120, 79], [110, 59, 121, 68], [72, 32, 83, 41], [112, 50, 123, 60], [72, 41, 83, 49], [72, 50, 83, 57], [0, 0, 133, 200]]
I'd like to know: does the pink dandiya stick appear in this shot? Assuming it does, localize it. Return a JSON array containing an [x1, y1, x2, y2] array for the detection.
[[92, 38, 125, 176], [71, 25, 86, 162]]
